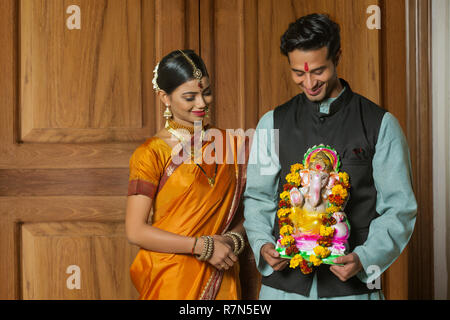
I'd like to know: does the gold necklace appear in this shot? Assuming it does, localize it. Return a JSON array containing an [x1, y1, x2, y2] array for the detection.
[[195, 160, 218, 187], [166, 124, 217, 187], [167, 119, 195, 134]]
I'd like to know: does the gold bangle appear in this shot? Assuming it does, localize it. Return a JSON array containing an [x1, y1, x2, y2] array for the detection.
[[206, 236, 214, 261], [226, 232, 245, 255], [196, 236, 208, 261], [196, 236, 214, 261], [223, 233, 240, 255]]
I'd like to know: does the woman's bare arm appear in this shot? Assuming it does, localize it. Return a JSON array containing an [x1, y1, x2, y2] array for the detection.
[[125, 194, 237, 269], [125, 194, 200, 254]]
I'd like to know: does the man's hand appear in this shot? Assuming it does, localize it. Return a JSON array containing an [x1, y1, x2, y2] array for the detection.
[[260, 243, 290, 271], [330, 252, 363, 282]]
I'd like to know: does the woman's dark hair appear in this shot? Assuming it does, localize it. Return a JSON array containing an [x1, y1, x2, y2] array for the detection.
[[155, 49, 209, 94], [280, 14, 341, 62]]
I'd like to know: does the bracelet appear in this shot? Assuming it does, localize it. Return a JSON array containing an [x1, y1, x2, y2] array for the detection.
[[223, 233, 240, 255], [191, 237, 198, 255], [206, 236, 214, 260], [224, 231, 245, 255], [196, 236, 214, 261], [197, 236, 209, 261]]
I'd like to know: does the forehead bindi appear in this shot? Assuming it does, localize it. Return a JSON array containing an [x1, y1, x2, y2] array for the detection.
[[288, 47, 329, 71], [304, 62, 309, 72]]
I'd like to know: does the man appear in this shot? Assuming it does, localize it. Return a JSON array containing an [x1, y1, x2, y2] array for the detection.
[[243, 14, 417, 299]]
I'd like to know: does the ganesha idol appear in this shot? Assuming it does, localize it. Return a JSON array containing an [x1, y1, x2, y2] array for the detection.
[[276, 145, 351, 268]]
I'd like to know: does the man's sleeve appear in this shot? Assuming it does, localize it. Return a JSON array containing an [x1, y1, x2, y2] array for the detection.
[[353, 112, 417, 283], [243, 110, 281, 277]]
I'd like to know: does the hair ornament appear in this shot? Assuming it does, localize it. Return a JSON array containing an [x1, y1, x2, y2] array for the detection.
[[178, 50, 203, 88], [152, 62, 161, 92]]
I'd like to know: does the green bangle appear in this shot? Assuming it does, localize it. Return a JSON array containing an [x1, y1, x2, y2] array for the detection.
[[191, 237, 198, 255]]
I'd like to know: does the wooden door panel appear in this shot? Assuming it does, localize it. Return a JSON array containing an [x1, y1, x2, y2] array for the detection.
[[0, 0, 199, 300], [22, 222, 139, 299], [0, 169, 128, 196], [20, 0, 144, 143], [200, 0, 260, 130]]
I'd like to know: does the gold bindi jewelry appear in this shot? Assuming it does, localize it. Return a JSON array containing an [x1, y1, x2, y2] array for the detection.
[[178, 50, 203, 88]]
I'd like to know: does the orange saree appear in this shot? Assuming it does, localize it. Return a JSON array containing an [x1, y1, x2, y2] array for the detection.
[[127, 128, 249, 300]]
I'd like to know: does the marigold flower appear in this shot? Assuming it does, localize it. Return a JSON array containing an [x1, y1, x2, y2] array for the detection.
[[317, 236, 333, 247], [283, 183, 295, 191], [332, 184, 348, 199], [328, 194, 344, 206], [326, 205, 340, 214], [278, 217, 293, 226], [313, 245, 331, 258], [320, 225, 335, 237], [300, 261, 313, 274], [289, 254, 303, 269], [277, 208, 291, 219], [280, 191, 290, 201], [290, 163, 304, 174], [309, 254, 323, 266], [286, 172, 301, 186], [278, 200, 290, 208], [280, 235, 295, 247], [322, 215, 337, 226], [280, 225, 294, 236], [286, 245, 299, 256], [339, 172, 349, 185]]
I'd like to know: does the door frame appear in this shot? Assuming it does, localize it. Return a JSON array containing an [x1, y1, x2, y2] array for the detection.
[[405, 0, 433, 299]]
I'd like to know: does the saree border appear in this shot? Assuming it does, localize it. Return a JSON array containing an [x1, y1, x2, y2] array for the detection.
[[199, 136, 250, 300], [128, 179, 157, 199]]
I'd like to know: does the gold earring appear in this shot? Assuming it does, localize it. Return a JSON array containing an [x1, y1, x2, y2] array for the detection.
[[164, 104, 172, 128], [205, 106, 210, 118]]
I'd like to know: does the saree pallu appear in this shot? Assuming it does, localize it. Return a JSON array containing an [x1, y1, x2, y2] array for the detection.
[[128, 128, 249, 300]]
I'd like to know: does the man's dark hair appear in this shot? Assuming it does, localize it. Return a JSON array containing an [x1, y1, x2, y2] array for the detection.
[[280, 13, 341, 62]]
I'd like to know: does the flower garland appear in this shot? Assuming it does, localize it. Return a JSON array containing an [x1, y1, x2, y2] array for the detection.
[[277, 163, 351, 274]]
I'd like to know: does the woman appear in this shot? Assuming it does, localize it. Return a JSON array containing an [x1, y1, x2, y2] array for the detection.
[[125, 49, 249, 300]]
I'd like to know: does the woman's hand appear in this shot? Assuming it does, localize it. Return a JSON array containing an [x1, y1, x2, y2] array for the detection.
[[207, 235, 238, 271]]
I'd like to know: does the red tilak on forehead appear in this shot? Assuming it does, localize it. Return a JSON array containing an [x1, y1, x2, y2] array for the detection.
[[198, 81, 203, 89], [304, 62, 309, 72]]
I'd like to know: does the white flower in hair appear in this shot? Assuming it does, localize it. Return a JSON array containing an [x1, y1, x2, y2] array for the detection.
[[152, 62, 160, 91]]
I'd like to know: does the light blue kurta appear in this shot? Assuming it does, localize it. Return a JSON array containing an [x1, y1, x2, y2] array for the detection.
[[243, 100, 417, 300]]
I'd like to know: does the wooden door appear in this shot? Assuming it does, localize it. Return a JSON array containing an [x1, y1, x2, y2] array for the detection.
[[0, 0, 199, 299]]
